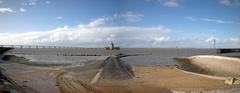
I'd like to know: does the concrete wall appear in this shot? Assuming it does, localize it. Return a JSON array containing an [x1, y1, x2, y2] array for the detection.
[[175, 55, 240, 77]]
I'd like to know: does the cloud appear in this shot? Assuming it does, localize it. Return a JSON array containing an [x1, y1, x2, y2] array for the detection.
[[56, 16, 63, 20], [0, 11, 237, 48], [87, 18, 107, 27], [203, 37, 240, 48], [222, 37, 240, 48], [184, 16, 197, 21], [219, 0, 240, 6], [205, 36, 217, 43], [229, 38, 240, 42], [201, 18, 233, 24], [184, 17, 234, 24], [19, 8, 27, 12], [151, 36, 240, 48], [145, 0, 183, 7], [0, 18, 170, 47], [154, 37, 170, 43], [23, 0, 37, 5], [162, 0, 180, 7], [228, 38, 240, 45], [0, 8, 15, 13], [219, 0, 231, 5], [0, 17, 238, 48], [78, 18, 108, 28], [45, 1, 51, 4], [224, 38, 240, 44], [114, 11, 144, 22], [29, 0, 37, 5]]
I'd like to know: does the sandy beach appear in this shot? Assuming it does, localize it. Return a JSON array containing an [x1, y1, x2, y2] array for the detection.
[[0, 48, 239, 93], [0, 63, 229, 93]]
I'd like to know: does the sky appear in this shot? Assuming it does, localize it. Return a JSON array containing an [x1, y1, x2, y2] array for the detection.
[[0, 0, 239, 48]]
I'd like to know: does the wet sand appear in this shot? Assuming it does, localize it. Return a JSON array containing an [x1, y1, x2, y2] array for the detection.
[[0, 63, 229, 93], [1, 48, 239, 93]]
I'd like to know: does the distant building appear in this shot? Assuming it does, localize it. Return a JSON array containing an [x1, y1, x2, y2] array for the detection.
[[105, 42, 120, 50]]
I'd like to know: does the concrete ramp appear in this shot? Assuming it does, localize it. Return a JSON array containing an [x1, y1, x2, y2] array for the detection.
[[100, 56, 134, 80], [174, 55, 240, 77]]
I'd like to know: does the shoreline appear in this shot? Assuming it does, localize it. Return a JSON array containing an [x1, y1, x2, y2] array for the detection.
[[0, 47, 239, 93]]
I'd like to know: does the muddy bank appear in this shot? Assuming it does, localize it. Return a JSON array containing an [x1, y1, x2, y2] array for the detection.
[[0, 47, 12, 62], [0, 47, 26, 93], [0, 68, 26, 93]]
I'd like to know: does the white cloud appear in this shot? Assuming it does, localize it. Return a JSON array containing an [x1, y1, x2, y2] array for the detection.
[[114, 11, 144, 22], [222, 37, 240, 48], [154, 37, 170, 43], [219, 0, 240, 6], [184, 16, 197, 21], [0, 18, 170, 47], [201, 18, 233, 24], [0, 8, 15, 13], [229, 38, 240, 42], [0, 18, 238, 48], [224, 38, 240, 43], [205, 37, 217, 43], [45, 1, 51, 4], [87, 18, 107, 27], [202, 37, 240, 48], [0, 11, 237, 48], [78, 18, 108, 28], [25, 0, 37, 5], [184, 17, 234, 24], [162, 0, 180, 7], [146, 0, 182, 7], [56, 16, 63, 20], [19, 8, 27, 12], [167, 37, 220, 48], [219, 0, 231, 6]]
